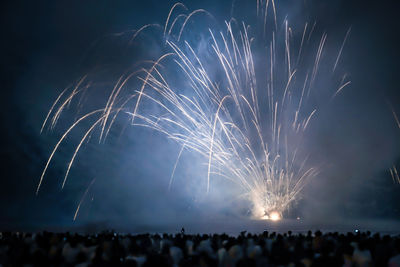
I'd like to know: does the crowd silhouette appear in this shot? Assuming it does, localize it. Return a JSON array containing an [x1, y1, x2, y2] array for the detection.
[[0, 230, 399, 266]]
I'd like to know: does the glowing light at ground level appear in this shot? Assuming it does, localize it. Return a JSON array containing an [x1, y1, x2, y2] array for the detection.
[[261, 211, 281, 221]]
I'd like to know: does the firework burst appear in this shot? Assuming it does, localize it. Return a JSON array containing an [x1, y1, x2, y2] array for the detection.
[[38, 1, 350, 219]]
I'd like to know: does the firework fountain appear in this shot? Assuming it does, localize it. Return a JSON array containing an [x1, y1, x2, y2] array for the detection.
[[38, 1, 350, 220]]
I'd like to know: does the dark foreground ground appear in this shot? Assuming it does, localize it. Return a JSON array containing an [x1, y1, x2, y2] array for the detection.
[[1, 229, 400, 266]]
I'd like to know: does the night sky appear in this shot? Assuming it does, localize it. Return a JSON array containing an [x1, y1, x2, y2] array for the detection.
[[1, 0, 400, 232]]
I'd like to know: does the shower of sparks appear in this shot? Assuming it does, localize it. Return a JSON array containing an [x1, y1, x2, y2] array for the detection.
[[38, 1, 351, 219]]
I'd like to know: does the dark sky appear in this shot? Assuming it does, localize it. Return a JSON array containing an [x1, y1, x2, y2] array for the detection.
[[0, 0, 399, 232]]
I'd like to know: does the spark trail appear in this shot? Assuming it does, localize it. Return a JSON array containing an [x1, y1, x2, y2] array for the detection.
[[390, 109, 400, 184]]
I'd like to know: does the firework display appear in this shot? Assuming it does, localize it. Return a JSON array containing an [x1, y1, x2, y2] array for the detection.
[[38, 1, 351, 220]]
